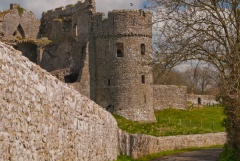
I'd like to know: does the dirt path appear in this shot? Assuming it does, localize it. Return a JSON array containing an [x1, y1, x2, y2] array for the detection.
[[150, 148, 222, 161]]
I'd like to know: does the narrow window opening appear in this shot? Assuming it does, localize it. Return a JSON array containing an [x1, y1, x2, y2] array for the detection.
[[140, 10, 146, 17], [96, 22, 99, 31], [42, 24, 46, 31], [144, 95, 147, 103], [141, 75, 145, 84], [75, 24, 78, 36], [81, 46, 86, 59], [141, 43, 145, 55], [116, 43, 124, 57], [198, 97, 202, 105], [107, 79, 111, 86], [64, 73, 79, 83]]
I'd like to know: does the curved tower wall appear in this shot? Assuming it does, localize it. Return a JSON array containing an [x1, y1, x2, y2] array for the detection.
[[94, 10, 156, 122]]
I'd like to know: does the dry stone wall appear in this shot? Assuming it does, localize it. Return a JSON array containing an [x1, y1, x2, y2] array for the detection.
[[119, 131, 226, 159], [0, 42, 119, 161], [153, 85, 187, 110]]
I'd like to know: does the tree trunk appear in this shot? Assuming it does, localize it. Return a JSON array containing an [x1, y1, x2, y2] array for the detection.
[[223, 94, 240, 156]]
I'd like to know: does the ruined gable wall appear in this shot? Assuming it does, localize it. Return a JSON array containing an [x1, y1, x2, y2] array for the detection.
[[0, 42, 119, 161], [153, 85, 187, 110], [93, 10, 155, 122], [0, 5, 39, 40], [38, 1, 96, 98], [40, 0, 95, 39]]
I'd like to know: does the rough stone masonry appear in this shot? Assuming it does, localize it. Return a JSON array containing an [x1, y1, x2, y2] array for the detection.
[[0, 42, 119, 161], [0, 0, 190, 122], [0, 40, 226, 161]]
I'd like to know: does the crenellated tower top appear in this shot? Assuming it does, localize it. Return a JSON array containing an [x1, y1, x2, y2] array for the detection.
[[93, 9, 152, 38], [41, 0, 96, 21]]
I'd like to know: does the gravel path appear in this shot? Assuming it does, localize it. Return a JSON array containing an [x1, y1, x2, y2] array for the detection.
[[150, 148, 222, 161]]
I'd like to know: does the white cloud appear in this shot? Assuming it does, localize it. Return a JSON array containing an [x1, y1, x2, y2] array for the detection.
[[0, 0, 146, 18]]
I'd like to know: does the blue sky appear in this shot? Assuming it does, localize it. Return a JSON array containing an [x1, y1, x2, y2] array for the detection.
[[0, 0, 147, 18]]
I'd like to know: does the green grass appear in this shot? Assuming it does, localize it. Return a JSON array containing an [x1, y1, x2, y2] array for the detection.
[[114, 106, 225, 137], [116, 145, 223, 161]]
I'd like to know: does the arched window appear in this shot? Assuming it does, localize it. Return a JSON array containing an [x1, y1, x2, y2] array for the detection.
[[13, 24, 25, 39]]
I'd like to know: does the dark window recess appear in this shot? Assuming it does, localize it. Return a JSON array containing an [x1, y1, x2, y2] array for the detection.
[[107, 79, 111, 85], [141, 43, 145, 55], [116, 43, 124, 57], [13, 24, 25, 39], [198, 97, 202, 105], [81, 46, 86, 59], [144, 95, 147, 103], [64, 73, 79, 83], [106, 104, 114, 113], [42, 24, 46, 28], [141, 75, 145, 84]]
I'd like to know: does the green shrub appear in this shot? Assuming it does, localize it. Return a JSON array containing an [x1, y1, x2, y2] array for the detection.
[[220, 144, 240, 161], [17, 6, 25, 16]]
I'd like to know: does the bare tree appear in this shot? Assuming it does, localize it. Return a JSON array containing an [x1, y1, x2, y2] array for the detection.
[[153, 68, 187, 85], [148, 0, 240, 157], [184, 64, 218, 94]]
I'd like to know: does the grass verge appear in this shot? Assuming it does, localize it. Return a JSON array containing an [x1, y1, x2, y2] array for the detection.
[[113, 106, 225, 136], [116, 145, 223, 161]]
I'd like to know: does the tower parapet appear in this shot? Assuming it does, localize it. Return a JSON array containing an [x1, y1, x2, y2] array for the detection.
[[93, 10, 152, 38], [42, 0, 96, 21], [40, 0, 96, 39], [10, 3, 20, 10]]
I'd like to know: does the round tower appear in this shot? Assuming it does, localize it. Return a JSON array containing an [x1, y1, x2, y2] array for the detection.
[[93, 10, 156, 122]]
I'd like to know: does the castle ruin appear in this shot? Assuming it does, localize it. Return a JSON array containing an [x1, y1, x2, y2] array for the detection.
[[0, 0, 187, 122]]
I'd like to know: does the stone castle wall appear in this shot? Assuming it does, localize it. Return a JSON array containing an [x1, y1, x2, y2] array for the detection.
[[187, 94, 219, 106], [38, 0, 96, 98], [153, 85, 187, 110], [94, 10, 155, 122], [0, 42, 227, 160], [0, 4, 39, 40], [40, 0, 95, 39], [0, 42, 119, 161], [1, 1, 188, 123]]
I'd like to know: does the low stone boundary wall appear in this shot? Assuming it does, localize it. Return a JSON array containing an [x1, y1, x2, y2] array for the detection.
[[119, 131, 226, 159]]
